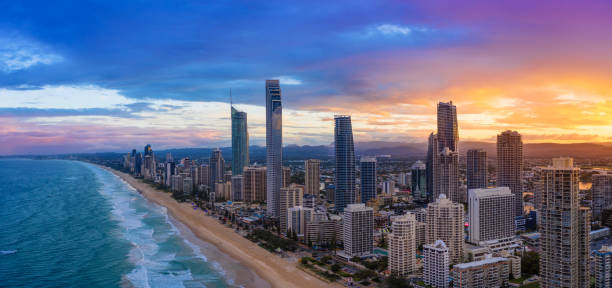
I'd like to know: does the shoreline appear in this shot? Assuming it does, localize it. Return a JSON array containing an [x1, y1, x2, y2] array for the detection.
[[105, 167, 337, 288]]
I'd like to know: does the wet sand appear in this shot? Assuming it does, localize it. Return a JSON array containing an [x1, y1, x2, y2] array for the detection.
[[108, 168, 336, 288]]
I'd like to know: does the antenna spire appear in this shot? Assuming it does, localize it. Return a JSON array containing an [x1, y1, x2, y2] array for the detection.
[[230, 88, 233, 107]]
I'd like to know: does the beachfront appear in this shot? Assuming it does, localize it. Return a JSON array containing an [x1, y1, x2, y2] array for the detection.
[[107, 168, 337, 288]]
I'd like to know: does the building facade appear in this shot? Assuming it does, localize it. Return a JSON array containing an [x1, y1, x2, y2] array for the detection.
[[537, 158, 591, 288], [335, 115, 356, 212], [423, 240, 450, 288], [209, 148, 225, 193], [497, 130, 523, 217], [266, 79, 283, 217], [468, 187, 515, 244], [451, 257, 510, 288], [304, 159, 320, 196], [411, 160, 427, 201], [389, 214, 417, 276], [280, 185, 303, 235], [426, 194, 464, 264], [466, 149, 487, 190], [360, 157, 377, 203], [593, 172, 612, 218], [433, 147, 460, 202], [243, 166, 266, 202], [594, 245, 612, 288], [343, 203, 373, 256], [231, 106, 249, 176]]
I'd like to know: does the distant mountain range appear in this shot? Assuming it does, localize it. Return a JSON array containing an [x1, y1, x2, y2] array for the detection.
[[156, 141, 612, 161]]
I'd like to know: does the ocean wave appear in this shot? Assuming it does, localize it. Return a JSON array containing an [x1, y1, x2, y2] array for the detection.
[[86, 164, 229, 288], [0, 250, 17, 255]]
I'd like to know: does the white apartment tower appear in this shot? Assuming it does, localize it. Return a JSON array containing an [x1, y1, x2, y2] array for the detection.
[[468, 187, 515, 244], [426, 194, 464, 264], [423, 240, 450, 288], [280, 185, 303, 235], [343, 203, 374, 257], [389, 214, 417, 276]]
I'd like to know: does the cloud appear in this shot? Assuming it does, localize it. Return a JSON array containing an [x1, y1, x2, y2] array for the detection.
[[274, 76, 302, 85], [0, 32, 63, 72]]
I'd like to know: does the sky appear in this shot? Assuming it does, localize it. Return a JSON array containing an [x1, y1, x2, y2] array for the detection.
[[1, 0, 612, 155]]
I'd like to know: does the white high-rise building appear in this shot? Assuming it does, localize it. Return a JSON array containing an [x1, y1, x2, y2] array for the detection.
[[266, 80, 282, 217], [287, 206, 314, 238], [426, 194, 464, 264], [343, 203, 373, 257], [537, 158, 591, 288], [280, 185, 303, 235], [423, 240, 449, 288], [389, 214, 417, 276], [468, 187, 515, 244]]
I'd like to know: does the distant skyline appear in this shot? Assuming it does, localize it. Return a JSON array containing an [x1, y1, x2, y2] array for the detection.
[[1, 1, 612, 154]]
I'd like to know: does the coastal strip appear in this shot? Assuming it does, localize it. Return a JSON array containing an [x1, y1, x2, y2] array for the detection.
[[105, 167, 338, 288]]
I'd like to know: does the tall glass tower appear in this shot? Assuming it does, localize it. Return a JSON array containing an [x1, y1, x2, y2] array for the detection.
[[231, 106, 249, 176], [209, 148, 225, 193], [360, 157, 376, 204], [436, 101, 458, 152], [334, 115, 355, 212], [266, 80, 282, 217]]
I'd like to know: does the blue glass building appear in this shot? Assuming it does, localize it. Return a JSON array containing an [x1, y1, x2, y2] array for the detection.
[[231, 106, 249, 176], [360, 157, 376, 204], [334, 115, 355, 212]]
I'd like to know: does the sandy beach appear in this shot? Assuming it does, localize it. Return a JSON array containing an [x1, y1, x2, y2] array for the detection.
[[107, 168, 338, 288]]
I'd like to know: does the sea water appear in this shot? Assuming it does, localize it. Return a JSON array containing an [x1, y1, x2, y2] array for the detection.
[[0, 159, 234, 288]]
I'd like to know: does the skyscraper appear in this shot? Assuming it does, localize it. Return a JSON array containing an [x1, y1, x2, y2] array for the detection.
[[360, 157, 377, 204], [497, 130, 523, 217], [468, 187, 515, 244], [231, 106, 249, 176], [209, 148, 225, 193], [411, 160, 427, 201], [423, 240, 450, 288], [592, 172, 612, 218], [593, 245, 612, 288], [343, 203, 373, 257], [266, 80, 282, 217], [144, 144, 152, 156], [426, 132, 437, 202], [334, 115, 355, 212], [304, 159, 320, 196], [389, 213, 417, 276], [426, 194, 464, 264], [433, 147, 460, 202], [436, 101, 458, 153], [243, 166, 267, 203], [537, 158, 590, 288], [466, 149, 487, 190]]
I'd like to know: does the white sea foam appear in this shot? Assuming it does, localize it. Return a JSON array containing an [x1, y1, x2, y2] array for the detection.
[[86, 164, 232, 288], [0, 250, 17, 255]]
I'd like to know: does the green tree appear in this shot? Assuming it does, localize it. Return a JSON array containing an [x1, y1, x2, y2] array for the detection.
[[384, 274, 409, 288], [521, 251, 540, 276], [331, 263, 341, 272]]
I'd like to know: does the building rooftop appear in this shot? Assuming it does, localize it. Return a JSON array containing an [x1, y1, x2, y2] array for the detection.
[[454, 257, 508, 269]]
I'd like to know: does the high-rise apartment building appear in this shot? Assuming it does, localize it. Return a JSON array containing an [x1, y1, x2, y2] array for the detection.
[[334, 115, 355, 212], [280, 185, 303, 235], [436, 101, 458, 153], [209, 148, 225, 193], [411, 160, 427, 201], [360, 157, 377, 203], [282, 166, 291, 188], [231, 175, 243, 202], [389, 214, 417, 276], [468, 187, 515, 244], [593, 172, 612, 218], [497, 130, 523, 217], [231, 106, 249, 176], [343, 203, 373, 257], [423, 240, 450, 288], [594, 245, 612, 288], [466, 149, 487, 190], [243, 166, 266, 202], [433, 148, 460, 202], [537, 158, 591, 288], [304, 159, 320, 196], [198, 164, 209, 187], [426, 194, 464, 264], [266, 80, 283, 217], [426, 133, 436, 202], [287, 206, 314, 238]]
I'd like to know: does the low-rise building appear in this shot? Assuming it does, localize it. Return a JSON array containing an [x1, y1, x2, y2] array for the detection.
[[452, 257, 510, 288]]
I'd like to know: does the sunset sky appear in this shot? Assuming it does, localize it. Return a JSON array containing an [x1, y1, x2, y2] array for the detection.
[[1, 0, 612, 155]]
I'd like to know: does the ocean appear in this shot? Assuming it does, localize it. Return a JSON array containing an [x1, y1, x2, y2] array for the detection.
[[0, 159, 244, 288]]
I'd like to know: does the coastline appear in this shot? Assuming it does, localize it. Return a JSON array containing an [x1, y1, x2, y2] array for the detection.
[[105, 167, 337, 288]]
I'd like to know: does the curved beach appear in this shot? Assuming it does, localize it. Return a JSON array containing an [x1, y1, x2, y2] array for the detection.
[[107, 168, 336, 288]]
